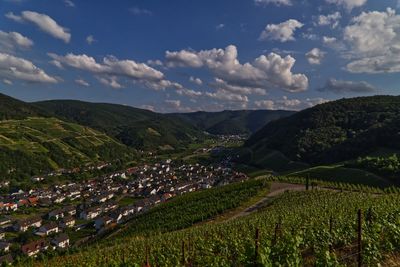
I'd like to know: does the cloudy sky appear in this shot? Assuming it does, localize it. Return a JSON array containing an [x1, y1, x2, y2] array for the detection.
[[0, 0, 399, 112]]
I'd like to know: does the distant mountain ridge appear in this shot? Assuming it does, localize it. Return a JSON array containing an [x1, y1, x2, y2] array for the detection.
[[35, 100, 205, 151], [169, 109, 295, 135], [245, 95, 400, 165]]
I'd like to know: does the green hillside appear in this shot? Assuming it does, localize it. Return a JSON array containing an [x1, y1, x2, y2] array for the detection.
[[35, 100, 205, 151], [170, 109, 294, 135], [245, 95, 400, 165], [0, 93, 48, 120], [0, 117, 134, 181], [27, 187, 400, 266]]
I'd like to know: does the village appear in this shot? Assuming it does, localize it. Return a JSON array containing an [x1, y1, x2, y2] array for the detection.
[[0, 158, 247, 264]]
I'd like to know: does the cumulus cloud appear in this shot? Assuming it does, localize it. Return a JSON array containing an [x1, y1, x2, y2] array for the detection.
[[75, 78, 89, 87], [255, 96, 329, 110], [6, 11, 71, 43], [344, 8, 400, 73], [259, 19, 303, 42], [318, 78, 377, 94], [325, 0, 367, 11], [86, 35, 96, 45], [0, 52, 57, 83], [254, 0, 292, 6], [165, 45, 308, 93], [48, 52, 186, 91], [189, 76, 202, 85], [305, 48, 326, 65], [0, 30, 33, 53], [316, 12, 341, 28], [205, 89, 249, 103], [97, 76, 122, 89]]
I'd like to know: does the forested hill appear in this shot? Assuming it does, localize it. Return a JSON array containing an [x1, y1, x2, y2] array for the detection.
[[35, 100, 205, 151], [245, 95, 400, 164], [0, 93, 48, 120], [169, 109, 295, 135]]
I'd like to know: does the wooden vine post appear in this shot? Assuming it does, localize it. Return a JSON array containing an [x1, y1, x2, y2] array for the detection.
[[254, 228, 260, 266], [357, 209, 362, 267]]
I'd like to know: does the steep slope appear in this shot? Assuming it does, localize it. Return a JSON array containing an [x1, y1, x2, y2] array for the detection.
[[35, 100, 205, 150], [245, 95, 400, 164], [170, 109, 295, 135], [0, 117, 134, 181], [0, 93, 48, 120]]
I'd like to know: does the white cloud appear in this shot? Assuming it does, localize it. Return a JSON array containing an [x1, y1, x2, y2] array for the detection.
[[75, 78, 89, 87], [212, 78, 266, 95], [344, 8, 400, 73], [255, 96, 329, 110], [0, 52, 57, 83], [165, 45, 308, 93], [2, 79, 12, 85], [216, 24, 225, 30], [259, 19, 303, 42], [86, 35, 96, 45], [189, 76, 202, 85], [322, 36, 346, 51], [305, 48, 326, 65], [97, 76, 122, 89], [325, 0, 367, 11], [64, 0, 75, 7], [129, 7, 152, 16], [255, 0, 292, 6], [6, 11, 71, 43], [302, 32, 319, 40], [164, 99, 194, 112], [205, 89, 249, 102], [147, 59, 163, 66], [318, 78, 377, 94], [316, 12, 341, 28], [139, 104, 155, 112], [0, 30, 33, 53], [48, 52, 185, 91]]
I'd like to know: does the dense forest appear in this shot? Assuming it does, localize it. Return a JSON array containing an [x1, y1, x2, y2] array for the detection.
[[170, 109, 294, 135], [245, 96, 400, 164]]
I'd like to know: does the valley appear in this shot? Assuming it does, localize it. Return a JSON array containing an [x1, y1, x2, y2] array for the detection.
[[0, 93, 399, 266]]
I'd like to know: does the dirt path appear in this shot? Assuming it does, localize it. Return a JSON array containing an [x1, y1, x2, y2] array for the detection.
[[228, 182, 306, 220]]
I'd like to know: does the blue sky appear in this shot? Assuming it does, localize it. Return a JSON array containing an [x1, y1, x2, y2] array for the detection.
[[0, 0, 399, 112]]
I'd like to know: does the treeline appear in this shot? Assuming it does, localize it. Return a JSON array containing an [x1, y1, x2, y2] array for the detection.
[[245, 96, 400, 165], [346, 154, 400, 179]]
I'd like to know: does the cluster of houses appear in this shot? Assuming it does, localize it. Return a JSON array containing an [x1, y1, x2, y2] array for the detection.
[[0, 159, 247, 264]]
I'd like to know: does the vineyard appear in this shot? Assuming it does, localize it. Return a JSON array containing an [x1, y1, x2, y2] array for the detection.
[[20, 180, 400, 267]]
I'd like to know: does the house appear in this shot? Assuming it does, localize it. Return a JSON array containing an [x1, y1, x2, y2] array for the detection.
[[0, 218, 11, 227], [80, 207, 101, 220], [94, 216, 114, 230], [59, 216, 75, 228], [0, 242, 10, 253], [63, 206, 76, 216], [28, 196, 39, 206], [48, 209, 64, 220], [21, 239, 49, 257], [4, 203, 17, 211], [14, 217, 42, 232], [37, 222, 59, 236], [51, 234, 69, 249]]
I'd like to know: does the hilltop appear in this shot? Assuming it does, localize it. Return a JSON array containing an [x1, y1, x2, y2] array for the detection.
[[0, 93, 48, 120], [35, 100, 205, 151], [245, 95, 400, 165]]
